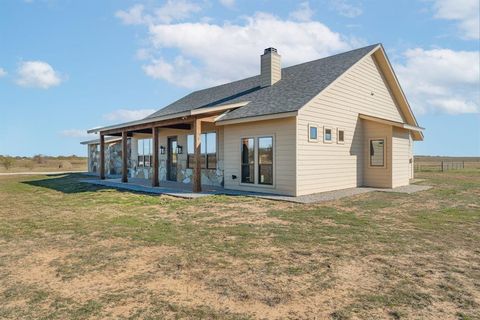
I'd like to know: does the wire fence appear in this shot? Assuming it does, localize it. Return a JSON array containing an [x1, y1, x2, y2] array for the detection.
[[414, 161, 474, 172]]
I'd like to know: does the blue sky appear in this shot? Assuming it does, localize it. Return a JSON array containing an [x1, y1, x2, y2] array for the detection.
[[0, 0, 479, 157]]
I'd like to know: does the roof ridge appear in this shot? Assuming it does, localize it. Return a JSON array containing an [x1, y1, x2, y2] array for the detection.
[[160, 43, 380, 99], [282, 43, 380, 71], [144, 43, 381, 120]]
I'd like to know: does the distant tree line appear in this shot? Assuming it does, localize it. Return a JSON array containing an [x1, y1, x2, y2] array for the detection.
[[0, 155, 87, 171]]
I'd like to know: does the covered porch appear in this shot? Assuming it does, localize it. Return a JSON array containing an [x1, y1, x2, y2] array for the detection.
[[88, 105, 235, 193]]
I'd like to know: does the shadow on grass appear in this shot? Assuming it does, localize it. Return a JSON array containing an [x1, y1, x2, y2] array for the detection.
[[22, 173, 148, 195]]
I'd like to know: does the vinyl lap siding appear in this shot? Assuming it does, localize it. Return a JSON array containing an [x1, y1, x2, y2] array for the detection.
[[363, 121, 392, 188], [296, 54, 405, 195], [223, 117, 296, 196], [392, 127, 411, 188]]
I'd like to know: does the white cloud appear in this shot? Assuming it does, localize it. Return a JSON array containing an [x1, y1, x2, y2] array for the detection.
[[61, 129, 95, 139], [289, 2, 314, 22], [103, 109, 156, 122], [0, 68, 7, 77], [115, 4, 147, 25], [16, 61, 62, 89], [395, 48, 480, 114], [329, 0, 362, 18], [432, 0, 480, 39], [140, 12, 355, 88], [219, 0, 235, 8], [116, 0, 202, 25]]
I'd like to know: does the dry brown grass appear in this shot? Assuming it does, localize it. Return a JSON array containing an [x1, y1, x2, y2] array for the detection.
[[0, 155, 86, 173], [0, 170, 479, 319]]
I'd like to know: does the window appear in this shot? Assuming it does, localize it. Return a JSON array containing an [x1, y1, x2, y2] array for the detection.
[[308, 125, 318, 141], [370, 139, 385, 167], [337, 129, 345, 144], [258, 137, 273, 185], [187, 132, 217, 169], [241, 138, 255, 183], [138, 138, 152, 167], [324, 127, 332, 142]]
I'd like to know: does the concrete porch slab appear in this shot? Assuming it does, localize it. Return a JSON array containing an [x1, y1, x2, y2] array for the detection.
[[81, 176, 432, 204]]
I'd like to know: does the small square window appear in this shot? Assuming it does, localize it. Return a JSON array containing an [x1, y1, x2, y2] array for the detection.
[[337, 129, 345, 144], [324, 127, 332, 142], [309, 125, 318, 141]]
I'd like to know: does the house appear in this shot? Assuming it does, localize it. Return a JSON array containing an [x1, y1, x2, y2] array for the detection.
[[82, 44, 424, 196]]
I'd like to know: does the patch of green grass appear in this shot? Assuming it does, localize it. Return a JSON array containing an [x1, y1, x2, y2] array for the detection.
[[0, 171, 479, 319]]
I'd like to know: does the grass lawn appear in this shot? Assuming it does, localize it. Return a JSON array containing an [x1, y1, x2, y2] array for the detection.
[[0, 171, 478, 319]]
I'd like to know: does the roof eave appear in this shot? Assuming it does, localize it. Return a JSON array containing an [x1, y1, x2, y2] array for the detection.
[[87, 101, 249, 134]]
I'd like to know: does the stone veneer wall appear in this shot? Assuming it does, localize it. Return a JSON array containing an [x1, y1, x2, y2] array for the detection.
[[88, 140, 133, 177], [88, 136, 224, 187]]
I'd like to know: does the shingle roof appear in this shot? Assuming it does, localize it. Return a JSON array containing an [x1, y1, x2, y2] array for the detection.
[[145, 44, 379, 122]]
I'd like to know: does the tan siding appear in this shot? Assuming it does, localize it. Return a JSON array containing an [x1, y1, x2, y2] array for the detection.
[[223, 117, 296, 196], [296, 54, 404, 195], [392, 127, 411, 187], [363, 121, 392, 188], [409, 133, 414, 179]]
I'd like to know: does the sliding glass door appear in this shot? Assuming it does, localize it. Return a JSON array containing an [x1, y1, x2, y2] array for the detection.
[[241, 138, 255, 183], [240, 136, 274, 186], [258, 137, 273, 185]]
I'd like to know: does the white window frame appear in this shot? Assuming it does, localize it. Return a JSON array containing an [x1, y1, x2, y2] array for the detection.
[[368, 137, 387, 168], [323, 126, 333, 143], [337, 128, 345, 144], [308, 124, 319, 142], [239, 134, 275, 189]]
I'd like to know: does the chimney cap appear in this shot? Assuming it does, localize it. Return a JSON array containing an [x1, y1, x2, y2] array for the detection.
[[263, 47, 278, 54]]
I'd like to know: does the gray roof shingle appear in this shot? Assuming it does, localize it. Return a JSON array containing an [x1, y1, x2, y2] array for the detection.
[[145, 44, 379, 122]]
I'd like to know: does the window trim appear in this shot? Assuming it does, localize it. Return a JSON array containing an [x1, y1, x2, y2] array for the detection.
[[323, 126, 333, 143], [239, 134, 275, 189], [337, 128, 345, 144], [369, 138, 386, 168], [308, 124, 319, 142]]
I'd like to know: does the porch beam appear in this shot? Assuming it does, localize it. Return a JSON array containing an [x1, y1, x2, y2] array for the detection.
[[100, 134, 105, 180], [192, 117, 202, 193], [102, 117, 194, 136], [121, 131, 128, 183], [152, 127, 160, 187]]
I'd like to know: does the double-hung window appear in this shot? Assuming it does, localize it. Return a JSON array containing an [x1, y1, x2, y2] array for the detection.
[[187, 132, 217, 169], [241, 136, 274, 186], [138, 138, 152, 167]]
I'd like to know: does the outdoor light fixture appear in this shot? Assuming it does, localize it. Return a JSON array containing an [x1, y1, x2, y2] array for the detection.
[[160, 146, 165, 154], [177, 145, 183, 154]]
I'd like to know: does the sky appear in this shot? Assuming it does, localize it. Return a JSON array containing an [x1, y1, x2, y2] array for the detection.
[[0, 0, 479, 157]]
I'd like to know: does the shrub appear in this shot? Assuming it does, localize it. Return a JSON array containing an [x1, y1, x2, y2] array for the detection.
[[59, 161, 73, 169], [1, 157, 15, 170], [33, 154, 46, 164]]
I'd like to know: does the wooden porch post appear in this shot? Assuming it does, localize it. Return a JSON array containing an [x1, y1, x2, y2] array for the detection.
[[192, 117, 202, 193], [152, 127, 160, 187], [100, 133, 105, 180], [121, 131, 128, 183]]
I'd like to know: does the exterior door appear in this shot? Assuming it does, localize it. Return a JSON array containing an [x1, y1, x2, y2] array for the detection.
[[167, 137, 178, 181]]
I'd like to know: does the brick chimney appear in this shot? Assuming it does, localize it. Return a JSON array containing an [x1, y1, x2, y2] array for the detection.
[[260, 47, 281, 87]]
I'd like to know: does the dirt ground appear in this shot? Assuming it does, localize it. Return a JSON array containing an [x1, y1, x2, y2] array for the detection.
[[0, 170, 479, 319]]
